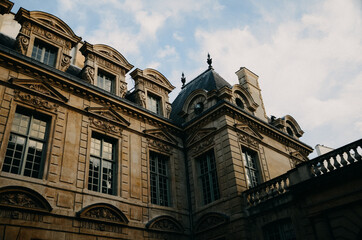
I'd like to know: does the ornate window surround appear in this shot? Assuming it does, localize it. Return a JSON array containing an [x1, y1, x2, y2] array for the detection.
[[14, 8, 81, 72]]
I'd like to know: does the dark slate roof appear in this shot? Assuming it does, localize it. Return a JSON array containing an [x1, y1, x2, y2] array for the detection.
[[170, 68, 232, 124], [0, 33, 16, 49]]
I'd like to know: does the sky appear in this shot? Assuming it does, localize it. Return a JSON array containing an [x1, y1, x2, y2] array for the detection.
[[8, 0, 362, 158]]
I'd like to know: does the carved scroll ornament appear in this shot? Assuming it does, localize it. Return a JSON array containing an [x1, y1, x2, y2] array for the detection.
[[14, 90, 58, 111], [89, 117, 122, 135]]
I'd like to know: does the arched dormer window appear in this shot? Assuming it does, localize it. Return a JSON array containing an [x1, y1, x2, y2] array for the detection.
[[231, 86, 258, 113], [182, 89, 208, 120]]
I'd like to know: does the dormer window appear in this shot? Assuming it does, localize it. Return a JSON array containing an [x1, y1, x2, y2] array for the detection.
[[148, 93, 162, 115], [97, 70, 115, 93], [31, 39, 57, 67], [236, 98, 245, 109], [194, 102, 204, 115]]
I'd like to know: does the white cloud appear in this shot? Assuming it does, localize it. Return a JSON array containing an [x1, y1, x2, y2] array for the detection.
[[194, 0, 362, 147], [157, 45, 177, 59], [173, 32, 184, 42]]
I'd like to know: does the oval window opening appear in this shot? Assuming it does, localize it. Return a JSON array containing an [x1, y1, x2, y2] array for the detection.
[[236, 98, 244, 109], [194, 102, 204, 115]]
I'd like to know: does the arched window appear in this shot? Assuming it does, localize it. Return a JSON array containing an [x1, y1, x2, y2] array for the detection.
[[236, 98, 244, 109], [194, 102, 204, 115]]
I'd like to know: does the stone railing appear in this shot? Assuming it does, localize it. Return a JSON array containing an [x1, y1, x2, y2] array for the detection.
[[244, 138, 362, 207]]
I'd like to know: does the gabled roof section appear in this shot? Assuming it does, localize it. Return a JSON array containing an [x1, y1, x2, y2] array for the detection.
[[9, 78, 68, 102], [94, 44, 134, 72], [144, 128, 178, 145], [86, 107, 130, 127], [170, 68, 231, 124], [15, 8, 81, 45]]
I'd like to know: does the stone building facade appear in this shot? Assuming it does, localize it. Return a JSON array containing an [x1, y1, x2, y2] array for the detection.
[[0, 1, 361, 239]]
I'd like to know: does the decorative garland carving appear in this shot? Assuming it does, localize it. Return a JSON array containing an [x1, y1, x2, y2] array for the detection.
[[120, 81, 127, 98], [0, 187, 52, 212], [237, 132, 258, 149], [195, 212, 229, 233], [146, 216, 184, 233], [84, 207, 120, 222], [16, 35, 30, 55], [60, 54, 71, 71], [0, 192, 41, 209], [89, 117, 122, 135], [82, 66, 95, 84], [191, 136, 214, 154], [78, 203, 129, 225], [14, 90, 58, 111], [147, 138, 171, 152]]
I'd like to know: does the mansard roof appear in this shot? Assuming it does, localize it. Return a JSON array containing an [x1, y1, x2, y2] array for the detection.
[[170, 68, 231, 123]]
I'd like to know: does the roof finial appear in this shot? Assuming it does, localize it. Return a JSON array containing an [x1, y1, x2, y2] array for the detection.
[[207, 53, 212, 69], [181, 72, 186, 89]]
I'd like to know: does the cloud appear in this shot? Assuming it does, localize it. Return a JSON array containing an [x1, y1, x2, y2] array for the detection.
[[194, 0, 362, 147], [157, 45, 177, 59]]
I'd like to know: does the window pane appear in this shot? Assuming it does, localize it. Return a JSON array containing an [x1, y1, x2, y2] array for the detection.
[[149, 151, 170, 206], [89, 135, 116, 195], [3, 134, 26, 174], [97, 72, 114, 93], [11, 113, 30, 135], [31, 40, 57, 67], [243, 149, 260, 188], [197, 150, 220, 205]]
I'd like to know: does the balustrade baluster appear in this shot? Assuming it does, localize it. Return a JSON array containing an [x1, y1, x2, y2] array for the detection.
[[320, 160, 328, 174], [353, 147, 362, 162], [340, 153, 348, 167], [332, 155, 341, 169], [346, 150, 355, 164], [278, 180, 283, 193], [326, 157, 334, 171]]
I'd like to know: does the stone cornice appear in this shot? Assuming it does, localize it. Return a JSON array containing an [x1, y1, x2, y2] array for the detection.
[[0, 46, 183, 136], [184, 101, 313, 156]]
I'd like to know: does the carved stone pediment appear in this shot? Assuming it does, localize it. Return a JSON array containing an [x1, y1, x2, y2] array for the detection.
[[14, 90, 59, 112], [146, 215, 184, 233], [144, 129, 178, 145], [195, 212, 229, 234], [234, 124, 263, 140], [86, 107, 130, 127], [187, 127, 217, 147], [78, 203, 128, 225], [10, 78, 68, 103], [0, 186, 52, 212]]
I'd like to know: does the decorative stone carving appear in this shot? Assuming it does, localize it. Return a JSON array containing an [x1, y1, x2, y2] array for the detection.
[[192, 136, 214, 154], [78, 203, 129, 225], [84, 207, 120, 222], [0, 192, 40, 209], [86, 107, 130, 127], [147, 139, 171, 152], [237, 132, 258, 149], [195, 212, 229, 233], [166, 103, 172, 118], [16, 35, 30, 55], [60, 53, 71, 71], [137, 91, 146, 108], [146, 216, 184, 233], [14, 90, 59, 111], [144, 129, 177, 145], [120, 81, 127, 98], [0, 187, 52, 212], [89, 117, 122, 135], [187, 127, 216, 147], [82, 66, 95, 84]]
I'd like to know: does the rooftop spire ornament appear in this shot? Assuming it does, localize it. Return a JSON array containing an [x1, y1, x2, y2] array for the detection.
[[181, 72, 186, 89], [207, 53, 213, 69]]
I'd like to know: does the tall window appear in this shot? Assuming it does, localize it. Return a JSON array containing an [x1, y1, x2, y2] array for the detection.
[[150, 151, 170, 206], [31, 39, 57, 67], [97, 71, 115, 93], [242, 149, 260, 188], [3, 108, 49, 178], [263, 219, 296, 240], [197, 149, 220, 205], [148, 93, 162, 115], [88, 134, 116, 195]]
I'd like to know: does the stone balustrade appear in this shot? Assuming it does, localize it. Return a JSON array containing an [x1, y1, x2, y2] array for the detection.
[[244, 138, 362, 207]]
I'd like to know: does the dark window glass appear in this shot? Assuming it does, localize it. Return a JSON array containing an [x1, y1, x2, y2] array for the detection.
[[97, 71, 115, 93], [194, 102, 204, 115], [236, 98, 244, 109], [197, 149, 220, 205], [150, 151, 170, 206], [287, 127, 294, 137], [88, 134, 116, 195], [31, 39, 57, 67], [242, 149, 260, 188], [3, 109, 49, 178], [263, 219, 296, 240], [148, 94, 162, 115]]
